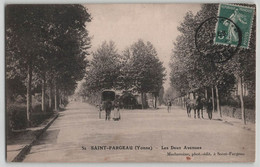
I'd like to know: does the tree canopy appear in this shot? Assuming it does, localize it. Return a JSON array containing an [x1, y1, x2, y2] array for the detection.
[[6, 5, 92, 124], [80, 39, 166, 108], [170, 4, 255, 97], [169, 4, 255, 123], [83, 41, 121, 94]]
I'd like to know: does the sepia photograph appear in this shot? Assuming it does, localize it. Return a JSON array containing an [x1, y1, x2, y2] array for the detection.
[[5, 3, 256, 162]]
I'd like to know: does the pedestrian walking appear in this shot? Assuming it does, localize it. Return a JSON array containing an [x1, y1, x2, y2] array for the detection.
[[167, 99, 172, 113], [97, 103, 102, 119]]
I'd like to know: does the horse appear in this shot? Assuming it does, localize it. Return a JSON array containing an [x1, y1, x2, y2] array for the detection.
[[185, 96, 204, 119]]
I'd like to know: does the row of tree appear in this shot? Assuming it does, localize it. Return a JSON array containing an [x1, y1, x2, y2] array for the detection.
[[6, 5, 92, 126], [169, 4, 255, 124], [79, 40, 166, 109]]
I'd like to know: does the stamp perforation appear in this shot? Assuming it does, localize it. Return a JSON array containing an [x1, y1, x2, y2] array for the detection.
[[229, 3, 256, 49]]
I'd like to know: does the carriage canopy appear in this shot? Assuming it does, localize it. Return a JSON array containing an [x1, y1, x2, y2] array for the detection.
[[101, 90, 116, 101]]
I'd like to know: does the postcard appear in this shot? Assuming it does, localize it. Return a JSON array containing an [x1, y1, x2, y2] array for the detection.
[[5, 3, 256, 162]]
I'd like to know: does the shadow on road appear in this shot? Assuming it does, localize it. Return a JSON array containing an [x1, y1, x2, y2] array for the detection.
[[7, 130, 42, 145], [32, 129, 60, 146]]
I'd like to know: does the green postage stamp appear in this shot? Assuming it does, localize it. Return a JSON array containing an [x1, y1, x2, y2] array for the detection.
[[215, 4, 255, 48]]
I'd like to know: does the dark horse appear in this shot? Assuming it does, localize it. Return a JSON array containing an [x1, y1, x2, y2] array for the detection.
[[185, 96, 204, 119]]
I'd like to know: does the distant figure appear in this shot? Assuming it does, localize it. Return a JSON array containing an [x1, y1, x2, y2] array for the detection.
[[113, 98, 121, 121], [103, 100, 112, 121], [167, 99, 172, 113], [98, 104, 102, 119]]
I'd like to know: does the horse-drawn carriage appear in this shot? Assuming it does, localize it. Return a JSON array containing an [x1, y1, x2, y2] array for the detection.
[[98, 89, 115, 119], [99, 89, 121, 120]]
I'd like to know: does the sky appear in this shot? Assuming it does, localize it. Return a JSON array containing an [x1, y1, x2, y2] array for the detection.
[[84, 4, 202, 90]]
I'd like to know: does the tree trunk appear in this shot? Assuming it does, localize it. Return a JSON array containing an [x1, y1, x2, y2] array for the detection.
[[41, 75, 46, 112], [49, 82, 53, 110], [154, 95, 157, 109], [55, 83, 59, 111], [182, 97, 185, 108], [215, 85, 222, 118], [205, 89, 208, 99], [26, 63, 32, 127], [239, 76, 246, 124], [211, 86, 215, 113], [60, 92, 63, 108], [141, 92, 144, 109]]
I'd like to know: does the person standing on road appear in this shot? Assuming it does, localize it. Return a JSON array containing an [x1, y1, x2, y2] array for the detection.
[[113, 97, 121, 121], [104, 100, 112, 121], [167, 99, 172, 113]]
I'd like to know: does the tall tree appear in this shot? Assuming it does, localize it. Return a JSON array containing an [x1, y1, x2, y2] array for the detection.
[[6, 5, 52, 125], [123, 40, 166, 109], [6, 5, 91, 125], [84, 41, 121, 94], [169, 4, 255, 122]]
